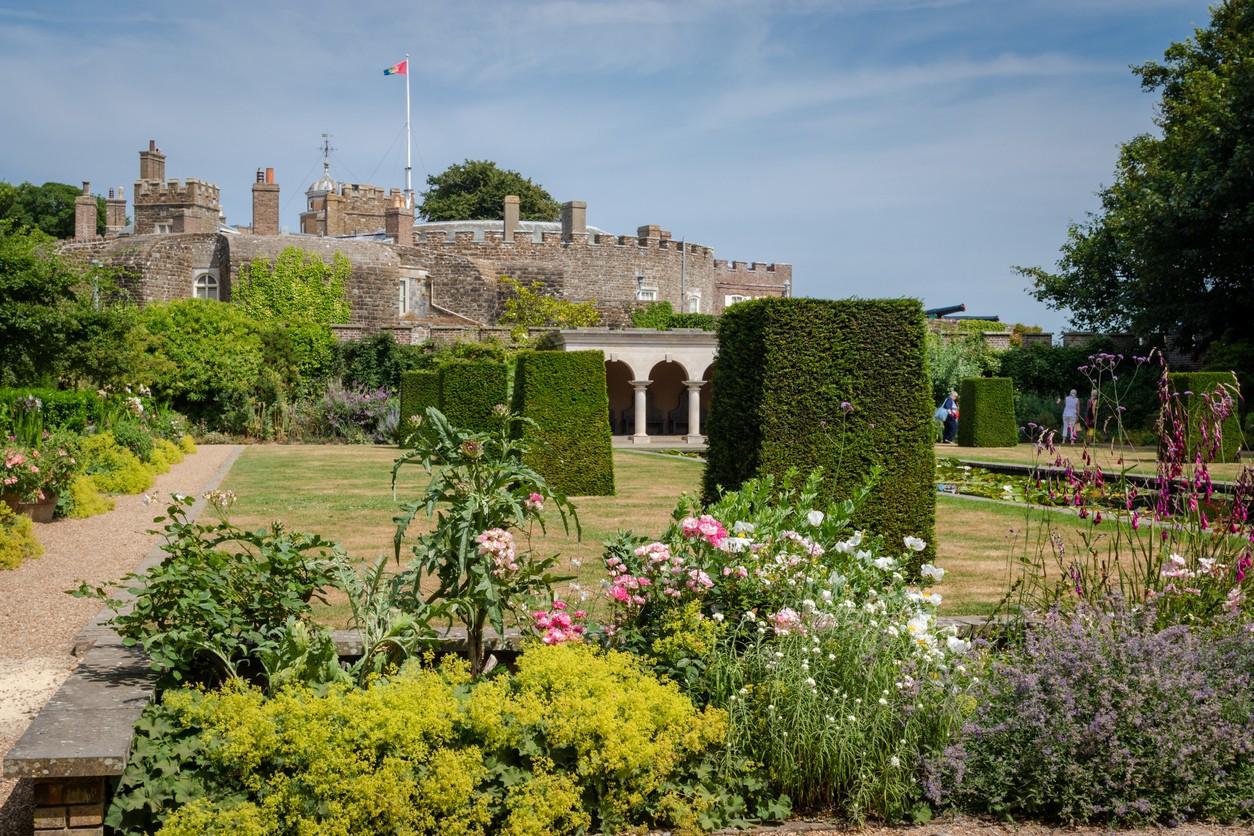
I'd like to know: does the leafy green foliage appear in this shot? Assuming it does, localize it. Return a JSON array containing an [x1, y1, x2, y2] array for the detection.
[[234, 247, 350, 383], [1020, 0, 1254, 378], [926, 331, 1000, 406], [0, 180, 103, 238], [957, 377, 1019, 447], [440, 359, 509, 432], [399, 369, 440, 445], [73, 495, 342, 686], [115, 645, 734, 835], [392, 408, 577, 674], [497, 276, 600, 336], [630, 300, 717, 331], [0, 501, 42, 570], [138, 299, 265, 423], [511, 349, 615, 496], [419, 159, 560, 221], [703, 297, 936, 571], [1167, 371, 1245, 461], [78, 432, 154, 494], [0, 387, 101, 433], [336, 331, 436, 391]]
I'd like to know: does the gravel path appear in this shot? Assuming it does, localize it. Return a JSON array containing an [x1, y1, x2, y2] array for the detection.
[[0, 444, 240, 836]]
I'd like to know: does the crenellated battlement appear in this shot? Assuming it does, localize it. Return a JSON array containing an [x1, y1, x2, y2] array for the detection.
[[412, 223, 715, 258], [134, 178, 221, 208], [714, 259, 787, 275]]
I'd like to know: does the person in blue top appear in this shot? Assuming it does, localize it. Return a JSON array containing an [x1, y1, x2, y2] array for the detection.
[[941, 390, 959, 443]]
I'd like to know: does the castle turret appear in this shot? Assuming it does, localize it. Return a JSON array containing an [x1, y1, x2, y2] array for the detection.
[[132, 139, 220, 235], [251, 167, 280, 235], [74, 181, 96, 242]]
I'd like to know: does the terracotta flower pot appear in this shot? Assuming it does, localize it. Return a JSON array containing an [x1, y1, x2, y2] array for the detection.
[[1, 491, 58, 523]]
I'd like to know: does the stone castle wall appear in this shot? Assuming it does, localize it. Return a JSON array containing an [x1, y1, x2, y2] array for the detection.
[[408, 227, 791, 325], [60, 234, 226, 303]]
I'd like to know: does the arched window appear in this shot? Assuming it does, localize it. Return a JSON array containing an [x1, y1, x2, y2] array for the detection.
[[192, 270, 219, 300]]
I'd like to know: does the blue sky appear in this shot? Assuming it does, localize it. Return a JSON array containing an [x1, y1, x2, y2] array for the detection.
[[0, 0, 1215, 330]]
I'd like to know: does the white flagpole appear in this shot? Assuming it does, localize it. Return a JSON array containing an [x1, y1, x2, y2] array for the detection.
[[404, 53, 413, 209]]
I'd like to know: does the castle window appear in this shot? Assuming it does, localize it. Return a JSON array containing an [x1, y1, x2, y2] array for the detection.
[[193, 270, 220, 300], [635, 287, 658, 302], [686, 291, 702, 313], [155, 222, 172, 235], [398, 272, 426, 316], [724, 294, 749, 307]]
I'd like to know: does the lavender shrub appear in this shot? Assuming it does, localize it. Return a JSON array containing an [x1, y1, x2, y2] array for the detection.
[[928, 607, 1254, 824]]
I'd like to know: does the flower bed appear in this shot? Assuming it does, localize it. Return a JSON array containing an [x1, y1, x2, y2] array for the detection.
[[59, 403, 1253, 833]]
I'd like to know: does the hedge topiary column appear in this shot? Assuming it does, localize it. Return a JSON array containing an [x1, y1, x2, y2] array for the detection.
[[704, 298, 935, 569], [398, 370, 440, 446], [1165, 371, 1245, 462], [957, 377, 1019, 447], [440, 360, 509, 433], [511, 350, 615, 496]]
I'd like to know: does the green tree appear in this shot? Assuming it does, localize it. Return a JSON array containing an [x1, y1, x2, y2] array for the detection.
[[0, 181, 104, 238], [419, 160, 559, 222], [0, 221, 78, 383], [1021, 0, 1254, 361], [497, 276, 600, 337], [235, 247, 351, 382]]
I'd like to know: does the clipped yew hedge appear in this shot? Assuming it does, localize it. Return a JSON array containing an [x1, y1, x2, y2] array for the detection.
[[957, 377, 1019, 447], [703, 298, 935, 569], [398, 370, 440, 444], [511, 350, 614, 496], [440, 360, 509, 433], [1166, 372, 1245, 462]]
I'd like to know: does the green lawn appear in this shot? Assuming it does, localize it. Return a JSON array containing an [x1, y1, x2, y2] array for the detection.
[[219, 444, 1125, 621]]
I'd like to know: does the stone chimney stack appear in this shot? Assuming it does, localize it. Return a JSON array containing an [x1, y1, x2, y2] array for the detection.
[[251, 166, 280, 235], [74, 181, 97, 241], [560, 200, 587, 243], [385, 189, 413, 246], [105, 185, 127, 235], [503, 194, 520, 243], [139, 139, 165, 182]]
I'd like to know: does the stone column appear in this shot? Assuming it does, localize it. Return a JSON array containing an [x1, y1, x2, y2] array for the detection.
[[683, 380, 705, 444], [630, 380, 651, 444]]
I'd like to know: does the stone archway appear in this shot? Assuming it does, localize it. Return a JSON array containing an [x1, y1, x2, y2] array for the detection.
[[648, 360, 688, 436], [605, 360, 635, 436]]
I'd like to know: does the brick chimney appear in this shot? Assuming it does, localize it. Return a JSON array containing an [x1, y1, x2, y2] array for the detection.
[[503, 194, 520, 243], [251, 167, 280, 235], [138, 139, 165, 182], [560, 200, 586, 243], [385, 189, 413, 246], [105, 185, 127, 235], [74, 181, 97, 241]]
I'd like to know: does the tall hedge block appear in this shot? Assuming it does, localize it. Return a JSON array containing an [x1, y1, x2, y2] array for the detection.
[[1166, 372, 1245, 462], [399, 370, 440, 444], [957, 377, 1019, 447], [440, 360, 509, 433], [511, 350, 615, 496], [704, 298, 935, 568]]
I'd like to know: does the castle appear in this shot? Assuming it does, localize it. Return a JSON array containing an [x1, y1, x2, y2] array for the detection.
[[60, 140, 793, 343]]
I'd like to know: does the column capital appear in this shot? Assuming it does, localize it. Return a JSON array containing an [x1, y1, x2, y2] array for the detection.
[[630, 379, 652, 389], [683, 379, 706, 389]]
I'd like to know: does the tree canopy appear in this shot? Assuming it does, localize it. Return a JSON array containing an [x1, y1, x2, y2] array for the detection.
[[1021, 0, 1254, 358], [0, 181, 104, 239], [418, 160, 560, 222]]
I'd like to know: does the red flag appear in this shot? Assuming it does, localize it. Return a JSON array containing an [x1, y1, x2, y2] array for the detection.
[[383, 59, 407, 76]]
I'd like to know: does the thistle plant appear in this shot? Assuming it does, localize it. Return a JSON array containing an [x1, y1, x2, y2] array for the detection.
[[391, 406, 578, 675], [1005, 351, 1252, 628]]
